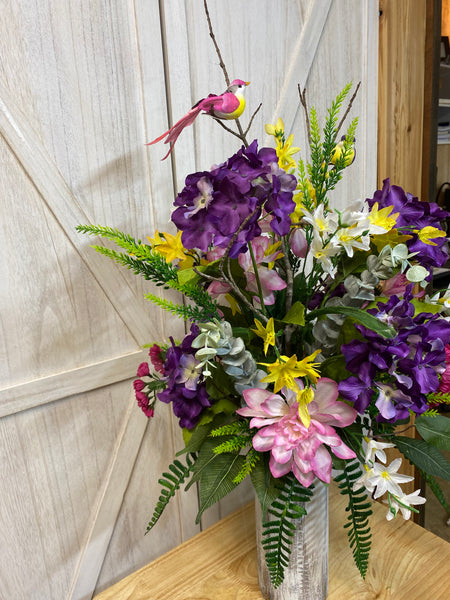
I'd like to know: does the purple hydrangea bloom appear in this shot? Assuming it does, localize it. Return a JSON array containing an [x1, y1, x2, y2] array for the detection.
[[157, 324, 212, 429], [171, 140, 296, 257], [366, 178, 449, 268], [338, 287, 450, 422]]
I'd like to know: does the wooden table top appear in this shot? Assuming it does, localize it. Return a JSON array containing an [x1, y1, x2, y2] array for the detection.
[[94, 484, 450, 599]]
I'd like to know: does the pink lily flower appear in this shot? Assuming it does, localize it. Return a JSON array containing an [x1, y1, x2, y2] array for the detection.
[[237, 378, 357, 487], [290, 228, 308, 258], [238, 236, 286, 305]]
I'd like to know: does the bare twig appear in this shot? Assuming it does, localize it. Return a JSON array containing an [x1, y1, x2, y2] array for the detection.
[[244, 103, 263, 137], [298, 85, 312, 148], [212, 118, 244, 141], [203, 0, 230, 86], [281, 238, 294, 314], [192, 208, 269, 324], [336, 81, 361, 136], [280, 237, 296, 354], [202, 0, 252, 147], [234, 119, 249, 147]]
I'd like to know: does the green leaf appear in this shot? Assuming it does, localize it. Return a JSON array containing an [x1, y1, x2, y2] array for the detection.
[[415, 415, 450, 452], [250, 456, 281, 519], [320, 355, 351, 383], [393, 436, 450, 481], [177, 267, 201, 286], [307, 306, 396, 339], [282, 301, 305, 326], [411, 298, 443, 316], [195, 450, 245, 523]]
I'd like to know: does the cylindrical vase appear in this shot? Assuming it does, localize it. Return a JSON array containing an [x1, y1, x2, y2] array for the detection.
[[255, 484, 329, 600]]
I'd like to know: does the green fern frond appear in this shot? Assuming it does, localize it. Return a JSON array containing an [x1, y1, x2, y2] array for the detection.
[[144, 293, 214, 321], [91, 244, 177, 284], [233, 448, 261, 484], [210, 420, 249, 437], [76, 224, 152, 256], [176, 282, 221, 319], [213, 435, 249, 454], [323, 82, 353, 148], [261, 474, 314, 588], [146, 454, 196, 533], [334, 460, 372, 578], [427, 391, 450, 404], [423, 408, 439, 417]]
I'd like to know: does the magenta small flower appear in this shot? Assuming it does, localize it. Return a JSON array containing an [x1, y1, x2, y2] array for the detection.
[[133, 379, 145, 392], [237, 378, 357, 487], [136, 362, 150, 377], [149, 344, 165, 374], [438, 345, 450, 393], [135, 390, 154, 418]]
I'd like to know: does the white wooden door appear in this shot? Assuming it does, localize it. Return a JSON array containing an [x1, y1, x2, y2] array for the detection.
[[0, 1, 378, 598]]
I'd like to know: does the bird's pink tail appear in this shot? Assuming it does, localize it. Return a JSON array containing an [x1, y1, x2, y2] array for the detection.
[[147, 105, 203, 160]]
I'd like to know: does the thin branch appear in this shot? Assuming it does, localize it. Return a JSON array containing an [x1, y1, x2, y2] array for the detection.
[[244, 103, 263, 137], [192, 208, 269, 324], [234, 119, 248, 147], [281, 238, 294, 314], [202, 0, 251, 147], [280, 237, 296, 354], [336, 81, 361, 136], [203, 0, 230, 86], [212, 118, 244, 140], [298, 85, 312, 148]]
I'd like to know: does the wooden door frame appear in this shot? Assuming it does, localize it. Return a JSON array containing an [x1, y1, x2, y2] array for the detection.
[[378, 0, 441, 202], [377, 0, 442, 523]]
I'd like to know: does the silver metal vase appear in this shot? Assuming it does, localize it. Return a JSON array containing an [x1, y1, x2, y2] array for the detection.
[[255, 484, 329, 600]]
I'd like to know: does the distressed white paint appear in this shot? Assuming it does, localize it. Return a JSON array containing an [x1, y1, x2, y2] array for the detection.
[[0, 1, 378, 598]]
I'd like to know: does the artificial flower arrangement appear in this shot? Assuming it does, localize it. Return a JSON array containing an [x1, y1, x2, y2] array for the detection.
[[77, 83, 450, 587]]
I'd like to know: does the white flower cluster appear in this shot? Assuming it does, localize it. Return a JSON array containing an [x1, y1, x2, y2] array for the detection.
[[354, 437, 426, 521], [302, 199, 429, 286]]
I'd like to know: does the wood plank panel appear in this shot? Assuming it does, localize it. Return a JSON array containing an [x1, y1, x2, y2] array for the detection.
[[0, 381, 133, 599], [378, 0, 427, 196], [0, 351, 145, 418], [0, 1, 381, 598]]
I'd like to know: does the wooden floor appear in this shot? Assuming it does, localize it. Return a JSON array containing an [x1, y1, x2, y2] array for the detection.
[[94, 483, 450, 600]]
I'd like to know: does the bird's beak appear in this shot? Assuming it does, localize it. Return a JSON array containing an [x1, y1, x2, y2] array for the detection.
[[245, 81, 250, 86]]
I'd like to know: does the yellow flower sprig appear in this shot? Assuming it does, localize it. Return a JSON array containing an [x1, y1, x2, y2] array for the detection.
[[265, 118, 300, 171], [252, 318, 276, 355], [260, 349, 322, 393], [148, 230, 194, 268]]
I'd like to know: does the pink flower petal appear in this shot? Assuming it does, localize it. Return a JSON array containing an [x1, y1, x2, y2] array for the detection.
[[269, 455, 293, 478], [292, 464, 315, 487], [261, 395, 289, 417], [272, 445, 293, 464], [253, 432, 275, 452], [331, 440, 357, 460], [311, 445, 332, 483]]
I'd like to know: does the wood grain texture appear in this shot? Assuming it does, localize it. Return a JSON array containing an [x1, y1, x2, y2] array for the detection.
[[0, 351, 145, 417], [94, 483, 450, 600], [378, 0, 427, 196], [0, 1, 380, 598]]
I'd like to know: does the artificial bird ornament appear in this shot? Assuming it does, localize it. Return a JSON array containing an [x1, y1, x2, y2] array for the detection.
[[148, 79, 249, 160]]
